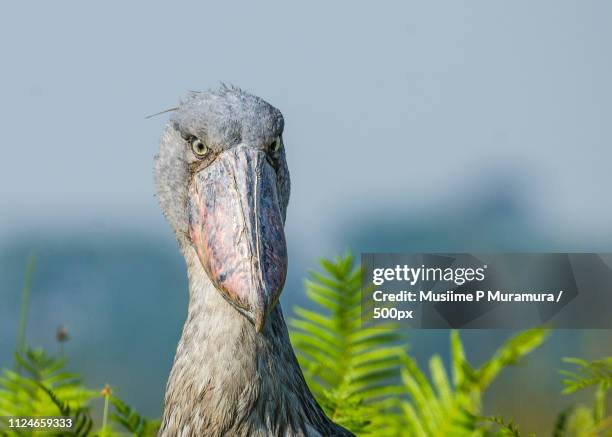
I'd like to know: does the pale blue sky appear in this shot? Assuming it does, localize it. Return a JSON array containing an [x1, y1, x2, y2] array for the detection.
[[1, 0, 611, 252]]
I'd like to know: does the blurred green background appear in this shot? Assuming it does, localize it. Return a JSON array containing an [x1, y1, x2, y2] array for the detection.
[[1, 1, 610, 435]]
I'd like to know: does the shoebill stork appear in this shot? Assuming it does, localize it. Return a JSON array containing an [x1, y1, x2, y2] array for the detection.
[[154, 86, 354, 436]]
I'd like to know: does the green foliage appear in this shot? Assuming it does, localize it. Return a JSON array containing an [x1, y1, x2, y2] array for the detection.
[[390, 329, 547, 437], [2, 253, 610, 436], [0, 349, 95, 436], [109, 395, 161, 437], [477, 415, 538, 437], [0, 348, 159, 437], [552, 358, 612, 437], [560, 358, 612, 395], [289, 253, 549, 436], [0, 348, 97, 417], [36, 383, 93, 437], [289, 252, 406, 434]]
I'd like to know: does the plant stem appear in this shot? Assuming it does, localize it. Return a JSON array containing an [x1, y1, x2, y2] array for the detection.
[[594, 381, 606, 423], [15, 253, 36, 369], [102, 393, 109, 437]]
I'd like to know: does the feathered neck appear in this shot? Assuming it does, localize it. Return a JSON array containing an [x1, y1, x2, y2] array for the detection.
[[159, 246, 351, 437]]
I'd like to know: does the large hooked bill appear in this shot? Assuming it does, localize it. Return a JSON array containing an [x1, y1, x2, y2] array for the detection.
[[188, 145, 287, 332]]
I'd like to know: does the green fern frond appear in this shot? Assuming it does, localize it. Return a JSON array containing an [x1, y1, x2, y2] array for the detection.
[[398, 353, 478, 437], [553, 406, 574, 437], [37, 383, 93, 437], [110, 395, 160, 437], [561, 357, 612, 394], [473, 328, 549, 391], [395, 329, 547, 437], [555, 357, 612, 436], [477, 415, 531, 437], [0, 349, 97, 419], [0, 348, 161, 437], [290, 252, 407, 435]]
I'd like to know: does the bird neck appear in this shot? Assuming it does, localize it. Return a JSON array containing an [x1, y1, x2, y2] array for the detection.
[[160, 245, 339, 436]]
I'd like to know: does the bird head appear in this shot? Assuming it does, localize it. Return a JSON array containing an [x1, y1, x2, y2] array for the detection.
[[154, 86, 290, 332]]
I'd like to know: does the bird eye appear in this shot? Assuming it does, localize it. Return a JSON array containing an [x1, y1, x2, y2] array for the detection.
[[271, 136, 282, 153], [190, 138, 208, 157]]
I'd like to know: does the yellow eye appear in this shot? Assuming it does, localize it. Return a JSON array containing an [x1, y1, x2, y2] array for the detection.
[[271, 136, 282, 153], [191, 138, 208, 157]]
